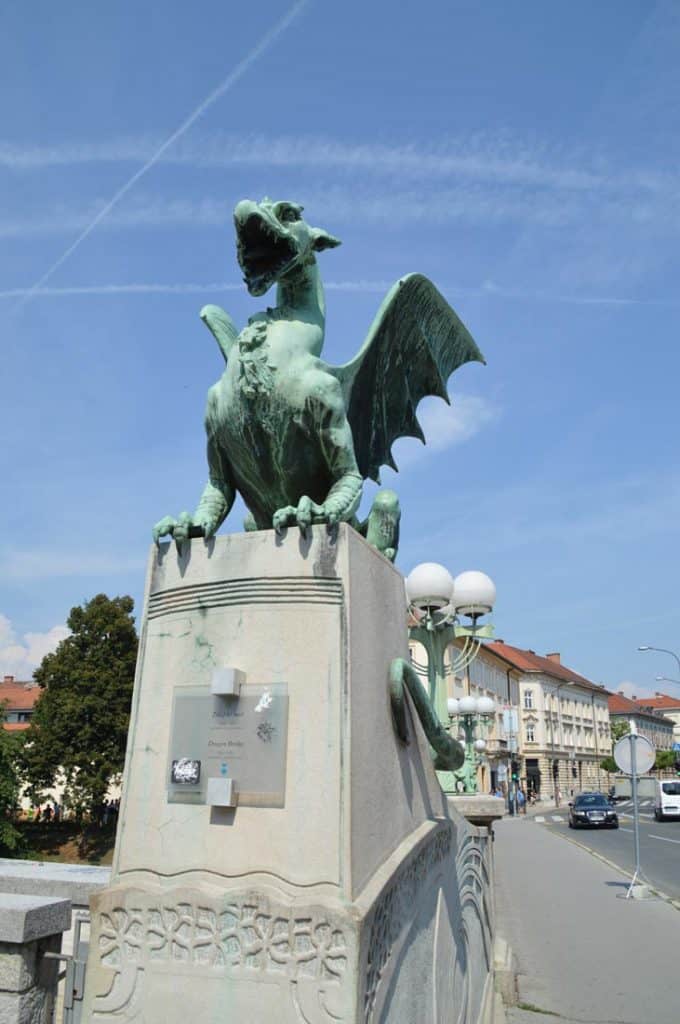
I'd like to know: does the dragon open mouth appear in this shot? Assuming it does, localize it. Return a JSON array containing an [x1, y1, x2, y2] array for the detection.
[[236, 212, 298, 296]]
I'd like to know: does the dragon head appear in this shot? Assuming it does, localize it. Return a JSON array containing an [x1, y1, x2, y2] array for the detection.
[[234, 198, 341, 297]]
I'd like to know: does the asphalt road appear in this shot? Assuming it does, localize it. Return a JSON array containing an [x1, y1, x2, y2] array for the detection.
[[495, 817, 680, 1024], [533, 798, 680, 900]]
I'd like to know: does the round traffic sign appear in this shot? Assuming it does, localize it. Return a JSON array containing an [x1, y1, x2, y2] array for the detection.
[[613, 734, 655, 775]]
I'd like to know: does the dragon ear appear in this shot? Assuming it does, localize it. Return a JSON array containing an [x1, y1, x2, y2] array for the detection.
[[311, 228, 342, 252]]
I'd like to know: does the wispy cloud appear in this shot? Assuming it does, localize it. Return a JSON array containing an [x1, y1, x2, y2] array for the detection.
[[1, 276, 675, 306], [17, 0, 310, 307], [3, 131, 676, 196], [4, 176, 680, 243], [0, 281, 242, 299], [389, 394, 498, 471], [617, 680, 657, 700], [0, 279, 399, 300], [0, 613, 69, 679]]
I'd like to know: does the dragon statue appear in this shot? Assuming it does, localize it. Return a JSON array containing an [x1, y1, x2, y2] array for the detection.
[[153, 197, 484, 561]]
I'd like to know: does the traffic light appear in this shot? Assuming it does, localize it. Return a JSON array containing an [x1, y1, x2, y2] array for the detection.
[[511, 759, 519, 782]]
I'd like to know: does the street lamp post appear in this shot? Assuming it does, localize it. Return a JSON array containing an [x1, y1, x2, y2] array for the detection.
[[405, 563, 496, 795], [655, 675, 680, 689], [638, 646, 680, 678]]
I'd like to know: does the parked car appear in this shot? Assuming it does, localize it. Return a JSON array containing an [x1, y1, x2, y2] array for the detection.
[[654, 780, 680, 821], [568, 792, 619, 829]]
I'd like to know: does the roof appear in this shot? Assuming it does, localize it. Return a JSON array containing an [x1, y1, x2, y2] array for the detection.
[[633, 694, 680, 711], [486, 641, 602, 691], [608, 692, 673, 725], [0, 679, 40, 712]]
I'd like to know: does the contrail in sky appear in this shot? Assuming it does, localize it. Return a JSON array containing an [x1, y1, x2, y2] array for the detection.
[[16, 0, 310, 309]]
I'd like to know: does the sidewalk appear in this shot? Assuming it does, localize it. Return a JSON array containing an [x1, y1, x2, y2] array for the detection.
[[494, 816, 679, 1024]]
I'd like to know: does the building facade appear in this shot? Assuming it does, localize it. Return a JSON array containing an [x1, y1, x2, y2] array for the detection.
[[486, 642, 612, 800], [0, 675, 40, 732], [632, 693, 680, 746], [608, 692, 674, 750]]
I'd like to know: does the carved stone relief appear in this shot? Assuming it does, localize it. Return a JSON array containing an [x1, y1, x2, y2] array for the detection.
[[90, 889, 350, 1021], [363, 827, 452, 1021]]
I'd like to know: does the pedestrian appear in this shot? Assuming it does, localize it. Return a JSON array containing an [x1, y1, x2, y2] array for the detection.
[[53, 802, 60, 823], [517, 787, 526, 815], [34, 806, 41, 822], [44, 805, 53, 823]]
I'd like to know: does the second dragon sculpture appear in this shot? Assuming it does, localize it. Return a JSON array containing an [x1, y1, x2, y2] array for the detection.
[[153, 198, 484, 560]]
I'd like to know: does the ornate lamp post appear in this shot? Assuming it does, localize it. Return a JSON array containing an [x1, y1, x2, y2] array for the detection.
[[446, 695, 498, 793], [405, 563, 496, 793]]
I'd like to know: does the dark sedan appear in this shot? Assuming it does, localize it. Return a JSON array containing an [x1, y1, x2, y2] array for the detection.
[[568, 792, 619, 829]]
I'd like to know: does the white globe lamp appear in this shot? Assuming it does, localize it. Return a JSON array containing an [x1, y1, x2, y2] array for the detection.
[[453, 571, 496, 616], [458, 695, 478, 715], [474, 738, 487, 753], [447, 697, 460, 717], [476, 696, 497, 716], [405, 563, 455, 612]]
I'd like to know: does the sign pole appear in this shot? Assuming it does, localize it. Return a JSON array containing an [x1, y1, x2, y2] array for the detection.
[[626, 727, 642, 899], [613, 726, 654, 899]]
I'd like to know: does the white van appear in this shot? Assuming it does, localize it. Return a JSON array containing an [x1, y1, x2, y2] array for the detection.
[[654, 779, 680, 821]]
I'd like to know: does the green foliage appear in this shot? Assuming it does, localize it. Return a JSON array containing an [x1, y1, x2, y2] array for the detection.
[[20, 594, 138, 812], [0, 711, 22, 854], [654, 749, 676, 771], [600, 756, 618, 774], [610, 719, 630, 743]]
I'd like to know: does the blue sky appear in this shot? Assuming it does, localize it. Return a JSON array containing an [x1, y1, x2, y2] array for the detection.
[[1, 0, 679, 696]]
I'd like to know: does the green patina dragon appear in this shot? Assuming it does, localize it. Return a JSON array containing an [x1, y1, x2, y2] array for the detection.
[[153, 198, 484, 560]]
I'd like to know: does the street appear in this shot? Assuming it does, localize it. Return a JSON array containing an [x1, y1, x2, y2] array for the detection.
[[532, 798, 680, 900], [495, 815, 680, 1024]]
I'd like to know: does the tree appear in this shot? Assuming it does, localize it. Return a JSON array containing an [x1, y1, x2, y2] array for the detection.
[[610, 719, 630, 743], [20, 594, 138, 813], [0, 709, 22, 853], [600, 755, 618, 774], [654, 750, 675, 772]]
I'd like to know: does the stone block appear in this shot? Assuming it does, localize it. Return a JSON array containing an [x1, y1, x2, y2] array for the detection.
[[0, 986, 46, 1024], [0, 943, 36, 993], [0, 896, 71, 945], [0, 860, 109, 908]]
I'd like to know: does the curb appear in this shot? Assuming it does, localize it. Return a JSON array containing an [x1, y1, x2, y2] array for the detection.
[[548, 827, 680, 912], [493, 935, 518, 1021]]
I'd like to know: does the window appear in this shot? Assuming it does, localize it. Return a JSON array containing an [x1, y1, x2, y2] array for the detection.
[[523, 690, 534, 709], [526, 724, 535, 743]]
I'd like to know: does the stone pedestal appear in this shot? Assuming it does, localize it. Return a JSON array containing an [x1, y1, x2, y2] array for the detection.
[[0, 895, 71, 1024], [448, 795, 506, 831], [81, 526, 494, 1023]]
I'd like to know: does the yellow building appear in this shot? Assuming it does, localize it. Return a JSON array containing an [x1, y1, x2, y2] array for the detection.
[[485, 642, 611, 801]]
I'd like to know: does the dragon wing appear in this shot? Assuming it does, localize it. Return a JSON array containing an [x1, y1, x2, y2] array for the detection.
[[331, 274, 485, 482]]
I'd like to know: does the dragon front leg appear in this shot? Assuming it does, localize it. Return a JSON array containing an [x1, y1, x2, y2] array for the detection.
[[389, 658, 464, 772], [153, 431, 235, 548]]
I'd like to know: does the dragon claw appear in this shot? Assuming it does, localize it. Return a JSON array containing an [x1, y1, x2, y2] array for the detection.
[[272, 498, 333, 534]]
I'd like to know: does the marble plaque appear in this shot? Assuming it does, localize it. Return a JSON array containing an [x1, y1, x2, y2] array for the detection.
[[167, 683, 289, 807]]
